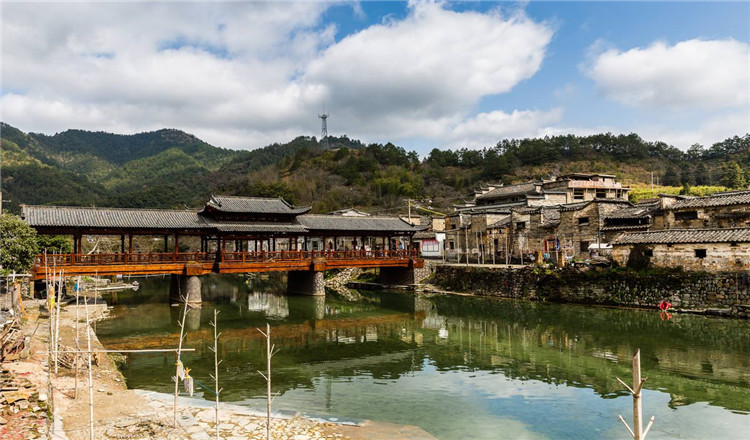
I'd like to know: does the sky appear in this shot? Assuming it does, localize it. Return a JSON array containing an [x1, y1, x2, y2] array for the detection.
[[1, 1, 748, 155]]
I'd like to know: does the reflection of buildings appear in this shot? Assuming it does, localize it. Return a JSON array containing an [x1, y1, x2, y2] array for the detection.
[[98, 285, 750, 413], [247, 292, 289, 319]]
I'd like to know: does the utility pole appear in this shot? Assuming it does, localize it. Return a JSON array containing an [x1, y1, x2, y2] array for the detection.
[[650, 171, 654, 198]]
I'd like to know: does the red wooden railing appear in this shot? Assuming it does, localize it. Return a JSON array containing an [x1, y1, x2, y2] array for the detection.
[[35, 249, 418, 267]]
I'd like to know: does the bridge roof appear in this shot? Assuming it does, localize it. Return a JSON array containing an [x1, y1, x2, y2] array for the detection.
[[22, 205, 207, 229], [204, 195, 311, 215], [22, 204, 422, 236], [297, 215, 424, 234]]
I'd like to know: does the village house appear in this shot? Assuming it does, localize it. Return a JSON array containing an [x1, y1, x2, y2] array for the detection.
[[444, 173, 633, 263], [611, 228, 750, 271], [412, 217, 447, 258], [471, 173, 630, 208], [655, 190, 750, 230]]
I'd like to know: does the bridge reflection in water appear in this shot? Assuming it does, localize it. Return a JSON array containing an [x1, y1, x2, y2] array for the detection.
[[95, 275, 750, 440]]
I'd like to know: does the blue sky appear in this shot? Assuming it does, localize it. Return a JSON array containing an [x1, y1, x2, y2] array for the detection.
[[2, 1, 748, 154]]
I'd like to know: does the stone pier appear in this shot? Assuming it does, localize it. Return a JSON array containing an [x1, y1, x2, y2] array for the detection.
[[169, 274, 202, 305], [287, 270, 325, 296], [378, 266, 417, 285]]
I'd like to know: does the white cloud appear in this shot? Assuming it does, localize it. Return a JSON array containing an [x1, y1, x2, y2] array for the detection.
[[1, 2, 332, 147], [446, 108, 564, 148], [304, 2, 553, 136], [1, 1, 554, 150], [586, 39, 750, 109]]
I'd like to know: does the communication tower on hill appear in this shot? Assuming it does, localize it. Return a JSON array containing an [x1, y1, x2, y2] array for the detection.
[[318, 111, 329, 146]]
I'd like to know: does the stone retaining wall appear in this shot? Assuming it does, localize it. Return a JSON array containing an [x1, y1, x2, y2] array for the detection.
[[432, 265, 750, 318]]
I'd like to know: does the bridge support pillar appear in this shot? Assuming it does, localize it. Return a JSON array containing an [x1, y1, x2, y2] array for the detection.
[[170, 274, 202, 306], [287, 271, 325, 296], [378, 266, 416, 286]]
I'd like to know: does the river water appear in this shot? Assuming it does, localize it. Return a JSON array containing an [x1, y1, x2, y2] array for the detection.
[[95, 275, 750, 439]]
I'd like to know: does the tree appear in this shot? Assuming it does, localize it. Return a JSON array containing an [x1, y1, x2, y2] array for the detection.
[[694, 163, 710, 185], [680, 168, 695, 186], [662, 167, 681, 187], [1, 213, 38, 274], [719, 161, 746, 189], [37, 235, 73, 254]]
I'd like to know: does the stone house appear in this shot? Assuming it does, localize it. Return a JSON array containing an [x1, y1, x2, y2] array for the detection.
[[471, 173, 630, 208], [656, 190, 750, 230], [611, 228, 750, 271], [601, 200, 660, 233], [540, 199, 631, 260]]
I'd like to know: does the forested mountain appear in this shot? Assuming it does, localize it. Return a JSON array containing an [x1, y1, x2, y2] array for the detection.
[[1, 122, 748, 215]]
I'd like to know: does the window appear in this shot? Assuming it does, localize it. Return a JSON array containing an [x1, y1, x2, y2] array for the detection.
[[516, 222, 526, 229], [578, 217, 590, 226], [596, 190, 606, 198], [695, 249, 707, 258], [730, 242, 738, 247], [675, 211, 699, 221], [580, 241, 590, 252], [449, 241, 455, 250], [645, 249, 653, 257], [574, 189, 585, 200]]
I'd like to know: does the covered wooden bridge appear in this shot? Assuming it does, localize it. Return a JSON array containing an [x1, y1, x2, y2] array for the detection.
[[22, 196, 425, 299]]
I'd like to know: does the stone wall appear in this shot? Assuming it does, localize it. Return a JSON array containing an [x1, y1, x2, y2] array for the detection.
[[612, 242, 750, 271], [432, 265, 750, 317]]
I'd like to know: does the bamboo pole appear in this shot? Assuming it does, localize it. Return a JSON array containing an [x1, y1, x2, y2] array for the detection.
[[74, 276, 81, 400], [54, 269, 63, 376], [84, 294, 95, 440], [257, 323, 280, 440], [617, 349, 656, 440], [173, 290, 190, 427], [210, 309, 222, 440]]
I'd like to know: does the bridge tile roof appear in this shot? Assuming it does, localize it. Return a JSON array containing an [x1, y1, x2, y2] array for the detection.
[[22, 205, 207, 229], [611, 228, 750, 245], [22, 204, 424, 235], [205, 195, 310, 215], [297, 215, 424, 233], [211, 223, 308, 233]]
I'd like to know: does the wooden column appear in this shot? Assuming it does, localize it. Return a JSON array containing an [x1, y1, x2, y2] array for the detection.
[[164, 235, 169, 253], [128, 234, 133, 254], [174, 234, 180, 254]]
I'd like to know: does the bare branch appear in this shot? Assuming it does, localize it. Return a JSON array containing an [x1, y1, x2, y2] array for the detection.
[[616, 377, 636, 395], [618, 415, 635, 438]]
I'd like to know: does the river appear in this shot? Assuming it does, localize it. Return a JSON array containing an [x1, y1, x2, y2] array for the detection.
[[94, 274, 750, 439]]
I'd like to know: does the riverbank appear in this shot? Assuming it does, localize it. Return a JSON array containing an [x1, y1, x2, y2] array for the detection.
[[1, 294, 436, 440], [425, 264, 750, 318]]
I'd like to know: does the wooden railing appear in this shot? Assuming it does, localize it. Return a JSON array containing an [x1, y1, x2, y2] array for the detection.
[[35, 249, 418, 267]]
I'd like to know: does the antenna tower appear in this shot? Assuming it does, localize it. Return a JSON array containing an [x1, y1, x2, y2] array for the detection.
[[318, 112, 329, 146]]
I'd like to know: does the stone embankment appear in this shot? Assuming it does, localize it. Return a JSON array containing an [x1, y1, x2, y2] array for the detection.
[[431, 265, 750, 318]]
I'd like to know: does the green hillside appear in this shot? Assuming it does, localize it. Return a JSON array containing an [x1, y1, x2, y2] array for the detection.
[[1, 122, 747, 214]]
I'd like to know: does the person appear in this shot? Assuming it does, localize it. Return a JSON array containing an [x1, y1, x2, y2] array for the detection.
[[658, 300, 672, 311]]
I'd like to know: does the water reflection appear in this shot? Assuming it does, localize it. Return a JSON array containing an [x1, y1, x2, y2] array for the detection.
[[247, 292, 289, 320], [95, 275, 750, 440]]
